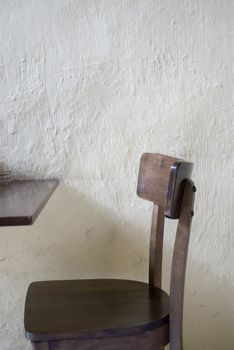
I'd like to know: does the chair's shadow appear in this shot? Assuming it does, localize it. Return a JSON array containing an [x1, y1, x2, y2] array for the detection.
[[34, 183, 149, 283]]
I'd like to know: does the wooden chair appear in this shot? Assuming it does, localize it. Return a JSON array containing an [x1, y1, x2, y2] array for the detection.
[[24, 153, 196, 350]]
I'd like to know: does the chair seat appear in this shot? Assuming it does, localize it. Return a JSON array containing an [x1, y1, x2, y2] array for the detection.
[[24, 279, 169, 342]]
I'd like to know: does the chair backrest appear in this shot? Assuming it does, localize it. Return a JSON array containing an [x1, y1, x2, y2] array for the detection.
[[137, 153, 193, 219], [137, 153, 196, 350]]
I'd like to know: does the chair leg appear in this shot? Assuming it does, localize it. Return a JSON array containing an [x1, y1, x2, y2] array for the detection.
[[31, 342, 49, 350]]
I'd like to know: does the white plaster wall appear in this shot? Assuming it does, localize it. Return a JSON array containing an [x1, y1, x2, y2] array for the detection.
[[0, 0, 233, 349]]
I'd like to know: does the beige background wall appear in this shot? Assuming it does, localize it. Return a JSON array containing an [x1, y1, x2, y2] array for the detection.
[[0, 0, 233, 349]]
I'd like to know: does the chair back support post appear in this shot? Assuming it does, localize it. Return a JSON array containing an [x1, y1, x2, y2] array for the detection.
[[169, 179, 195, 350], [149, 204, 165, 288]]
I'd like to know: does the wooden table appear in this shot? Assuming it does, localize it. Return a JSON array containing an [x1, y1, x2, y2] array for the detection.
[[0, 180, 59, 226]]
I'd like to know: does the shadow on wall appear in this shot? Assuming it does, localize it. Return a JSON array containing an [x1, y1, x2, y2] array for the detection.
[[31, 183, 149, 282]]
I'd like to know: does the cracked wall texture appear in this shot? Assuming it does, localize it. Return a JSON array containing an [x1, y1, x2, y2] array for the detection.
[[0, 0, 233, 349]]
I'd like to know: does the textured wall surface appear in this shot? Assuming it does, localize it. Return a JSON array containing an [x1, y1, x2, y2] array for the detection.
[[0, 0, 233, 349]]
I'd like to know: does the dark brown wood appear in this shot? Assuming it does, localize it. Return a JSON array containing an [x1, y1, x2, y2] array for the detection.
[[169, 179, 195, 350], [137, 153, 193, 218], [49, 325, 168, 349], [0, 180, 58, 226], [149, 204, 165, 288], [24, 152, 195, 350], [24, 279, 169, 342], [165, 162, 193, 219], [31, 342, 49, 350], [31, 325, 168, 349]]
